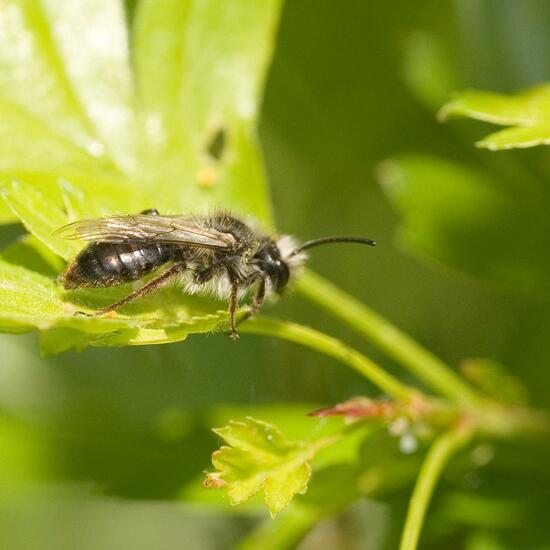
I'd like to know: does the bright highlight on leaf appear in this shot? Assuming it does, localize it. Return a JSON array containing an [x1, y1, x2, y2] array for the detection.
[[204, 417, 315, 517], [439, 85, 550, 150], [0, 0, 282, 350]]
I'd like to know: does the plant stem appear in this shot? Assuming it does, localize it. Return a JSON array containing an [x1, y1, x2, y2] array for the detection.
[[240, 316, 415, 402], [297, 269, 484, 407], [399, 424, 472, 550]]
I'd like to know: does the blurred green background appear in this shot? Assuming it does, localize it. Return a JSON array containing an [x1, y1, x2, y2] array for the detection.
[[2, 1, 550, 548]]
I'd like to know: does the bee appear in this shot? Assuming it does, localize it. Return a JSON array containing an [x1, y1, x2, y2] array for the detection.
[[56, 209, 376, 338]]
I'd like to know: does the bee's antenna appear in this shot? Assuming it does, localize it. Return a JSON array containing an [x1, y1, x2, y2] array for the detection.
[[288, 236, 376, 257]]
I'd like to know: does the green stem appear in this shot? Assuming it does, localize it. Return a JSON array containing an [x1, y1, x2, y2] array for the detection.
[[297, 270, 484, 407], [240, 316, 415, 402], [399, 424, 472, 550]]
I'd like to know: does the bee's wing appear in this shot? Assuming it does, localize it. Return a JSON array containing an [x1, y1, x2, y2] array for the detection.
[[54, 215, 235, 250]]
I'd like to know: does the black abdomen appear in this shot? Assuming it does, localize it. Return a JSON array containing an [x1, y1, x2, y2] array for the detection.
[[61, 242, 174, 289]]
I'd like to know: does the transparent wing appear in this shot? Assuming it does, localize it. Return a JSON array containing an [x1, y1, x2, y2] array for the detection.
[[54, 215, 235, 250]]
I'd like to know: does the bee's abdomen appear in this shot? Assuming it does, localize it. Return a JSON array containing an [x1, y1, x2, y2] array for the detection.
[[61, 242, 173, 289]]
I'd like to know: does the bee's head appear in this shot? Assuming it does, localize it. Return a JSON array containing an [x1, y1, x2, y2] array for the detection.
[[255, 243, 289, 294], [272, 236, 307, 293], [255, 233, 376, 294], [253, 237, 305, 294]]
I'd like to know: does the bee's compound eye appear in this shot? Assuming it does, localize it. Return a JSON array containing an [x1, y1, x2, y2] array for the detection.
[[258, 245, 290, 293], [273, 259, 289, 293]]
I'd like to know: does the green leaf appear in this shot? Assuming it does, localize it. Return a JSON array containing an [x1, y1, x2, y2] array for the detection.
[[0, 97, 114, 225], [0, 252, 236, 352], [0, 0, 282, 350], [1, 178, 153, 260], [0, 257, 148, 339], [41, 0, 141, 175], [1, 234, 64, 277], [439, 85, 550, 150], [377, 154, 550, 293], [0, 259, 65, 330], [0, 242, 233, 353], [2, 179, 82, 260], [205, 417, 315, 517], [238, 465, 361, 550], [238, 428, 422, 550], [0, 0, 106, 157], [132, 0, 280, 221]]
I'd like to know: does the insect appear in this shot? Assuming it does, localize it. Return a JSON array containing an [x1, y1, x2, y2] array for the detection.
[[56, 209, 376, 338]]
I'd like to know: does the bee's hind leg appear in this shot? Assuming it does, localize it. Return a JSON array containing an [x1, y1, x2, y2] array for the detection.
[[95, 262, 187, 316]]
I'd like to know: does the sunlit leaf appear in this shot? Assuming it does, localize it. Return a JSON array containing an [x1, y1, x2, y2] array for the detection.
[[205, 417, 315, 517], [42, 0, 141, 174], [0, 252, 234, 352], [132, 0, 280, 221], [0, 257, 149, 339], [0, 0, 106, 159], [0, 180, 235, 348], [1, 179, 81, 260], [1, 234, 63, 277], [0, 0, 282, 350], [238, 428, 422, 549], [439, 85, 550, 150], [0, 259, 65, 330], [0, 97, 113, 225]]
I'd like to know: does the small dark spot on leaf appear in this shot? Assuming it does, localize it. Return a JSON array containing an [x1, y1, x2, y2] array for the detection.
[[206, 127, 227, 161]]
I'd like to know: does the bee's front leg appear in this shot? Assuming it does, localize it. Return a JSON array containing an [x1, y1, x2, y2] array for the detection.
[[250, 274, 266, 316], [230, 273, 266, 335], [225, 271, 265, 340], [228, 282, 239, 340]]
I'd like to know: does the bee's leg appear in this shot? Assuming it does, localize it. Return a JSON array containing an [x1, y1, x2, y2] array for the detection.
[[194, 264, 239, 339], [228, 282, 239, 340], [250, 274, 266, 315], [95, 262, 186, 316], [139, 208, 160, 215], [232, 273, 266, 331]]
